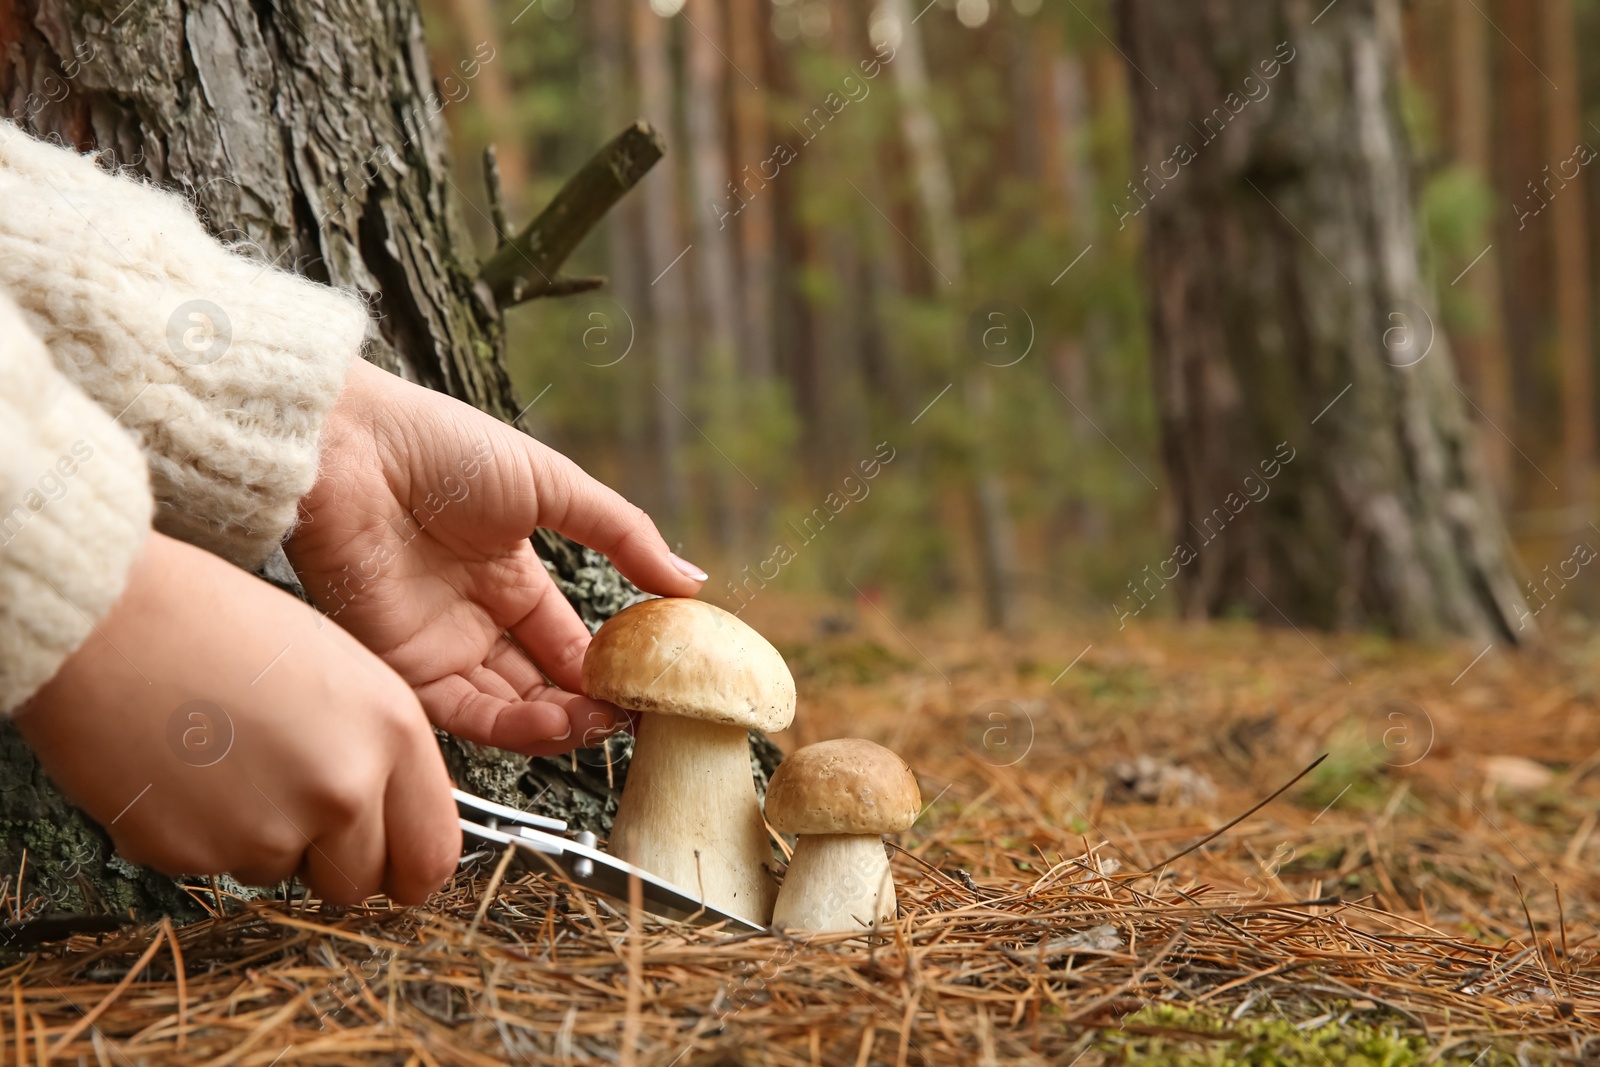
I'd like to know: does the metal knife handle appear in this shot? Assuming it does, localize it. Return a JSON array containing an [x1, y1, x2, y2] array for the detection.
[[452, 788, 568, 832]]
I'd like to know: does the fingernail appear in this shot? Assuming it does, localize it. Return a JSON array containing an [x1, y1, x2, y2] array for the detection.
[[669, 552, 709, 581]]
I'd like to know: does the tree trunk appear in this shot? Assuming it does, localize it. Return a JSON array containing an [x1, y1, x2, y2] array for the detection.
[[632, 1, 692, 536], [726, 0, 776, 383], [0, 0, 771, 920], [1541, 0, 1595, 531], [443, 0, 527, 222], [886, 0, 1020, 630], [1447, 0, 1512, 501], [683, 0, 743, 553], [1492, 0, 1549, 485], [1117, 0, 1528, 641], [884, 0, 962, 290], [593, 0, 654, 515]]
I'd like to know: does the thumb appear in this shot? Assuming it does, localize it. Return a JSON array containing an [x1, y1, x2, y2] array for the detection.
[[526, 441, 708, 597]]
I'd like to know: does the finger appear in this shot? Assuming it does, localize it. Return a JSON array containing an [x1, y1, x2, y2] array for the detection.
[[522, 686, 630, 755], [201, 813, 311, 889], [481, 643, 628, 749], [525, 446, 706, 597], [381, 724, 461, 905], [227, 826, 316, 889], [481, 634, 549, 696], [461, 660, 628, 746], [503, 570, 593, 693], [465, 661, 523, 702], [303, 795, 387, 906], [417, 673, 574, 750]]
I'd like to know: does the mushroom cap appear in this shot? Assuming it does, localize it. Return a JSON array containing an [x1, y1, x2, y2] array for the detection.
[[582, 597, 796, 732], [764, 738, 920, 835]]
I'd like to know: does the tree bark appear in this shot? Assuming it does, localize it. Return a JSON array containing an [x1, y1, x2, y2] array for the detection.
[[0, 0, 772, 920], [3, 0, 520, 920], [1117, 0, 1528, 641]]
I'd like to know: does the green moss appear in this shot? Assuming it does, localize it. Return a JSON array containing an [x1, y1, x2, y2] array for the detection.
[[1104, 1006, 1527, 1066], [1295, 717, 1391, 810]]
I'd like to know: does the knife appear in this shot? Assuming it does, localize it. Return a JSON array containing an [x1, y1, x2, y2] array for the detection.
[[453, 789, 761, 932]]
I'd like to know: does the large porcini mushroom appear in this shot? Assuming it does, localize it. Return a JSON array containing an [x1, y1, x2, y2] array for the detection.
[[583, 597, 795, 924], [763, 739, 920, 933]]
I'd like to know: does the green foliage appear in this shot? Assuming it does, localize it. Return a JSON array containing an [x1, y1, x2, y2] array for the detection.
[[1420, 165, 1496, 333], [419, 0, 1163, 618], [1295, 715, 1431, 814], [1297, 716, 1390, 810], [1104, 1005, 1521, 1066]]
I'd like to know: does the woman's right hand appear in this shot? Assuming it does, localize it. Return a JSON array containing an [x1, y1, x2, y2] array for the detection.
[[13, 531, 460, 905]]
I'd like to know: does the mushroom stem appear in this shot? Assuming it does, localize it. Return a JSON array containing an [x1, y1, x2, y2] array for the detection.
[[771, 834, 895, 933], [607, 714, 777, 923]]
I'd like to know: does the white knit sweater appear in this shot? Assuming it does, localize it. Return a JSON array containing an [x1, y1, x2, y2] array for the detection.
[[0, 122, 369, 713]]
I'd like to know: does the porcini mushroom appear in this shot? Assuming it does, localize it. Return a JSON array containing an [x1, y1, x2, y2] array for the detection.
[[763, 738, 920, 933], [583, 597, 795, 924]]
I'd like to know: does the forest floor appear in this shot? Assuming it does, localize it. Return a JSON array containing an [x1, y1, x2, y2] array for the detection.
[[6, 597, 1600, 1064]]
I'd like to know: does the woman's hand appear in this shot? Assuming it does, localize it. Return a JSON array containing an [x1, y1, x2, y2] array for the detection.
[[285, 359, 707, 756], [15, 531, 460, 905]]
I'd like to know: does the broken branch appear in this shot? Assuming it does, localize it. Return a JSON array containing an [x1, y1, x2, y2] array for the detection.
[[480, 121, 665, 307]]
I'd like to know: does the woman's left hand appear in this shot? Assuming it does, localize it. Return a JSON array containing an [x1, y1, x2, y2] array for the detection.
[[286, 359, 707, 756]]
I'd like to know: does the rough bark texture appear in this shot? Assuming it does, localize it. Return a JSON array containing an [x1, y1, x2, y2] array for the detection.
[[1, 0, 516, 407], [1117, 0, 1528, 642], [0, 0, 779, 919]]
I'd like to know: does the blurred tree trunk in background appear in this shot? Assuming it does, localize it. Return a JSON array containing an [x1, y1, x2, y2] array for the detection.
[[632, 1, 691, 534], [1541, 0, 1595, 531], [884, 0, 961, 287], [684, 0, 742, 554], [727, 0, 777, 383], [445, 0, 526, 220], [1118, 0, 1528, 641], [0, 0, 701, 917], [1447, 0, 1512, 500], [886, 0, 1020, 630], [818, 0, 874, 473], [592, 0, 653, 513], [1493, 0, 1548, 480], [1036, 19, 1091, 232]]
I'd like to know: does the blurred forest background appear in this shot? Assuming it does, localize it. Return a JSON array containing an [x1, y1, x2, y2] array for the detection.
[[416, 0, 1600, 634]]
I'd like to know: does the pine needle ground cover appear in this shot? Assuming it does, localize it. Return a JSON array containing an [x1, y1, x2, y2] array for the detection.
[[5, 605, 1597, 1064]]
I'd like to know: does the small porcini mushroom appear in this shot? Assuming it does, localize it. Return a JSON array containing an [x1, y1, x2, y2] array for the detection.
[[583, 597, 795, 924], [764, 739, 920, 933]]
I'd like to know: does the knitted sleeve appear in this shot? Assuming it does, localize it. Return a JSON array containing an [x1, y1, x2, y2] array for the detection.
[[0, 122, 369, 570], [0, 292, 154, 714]]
